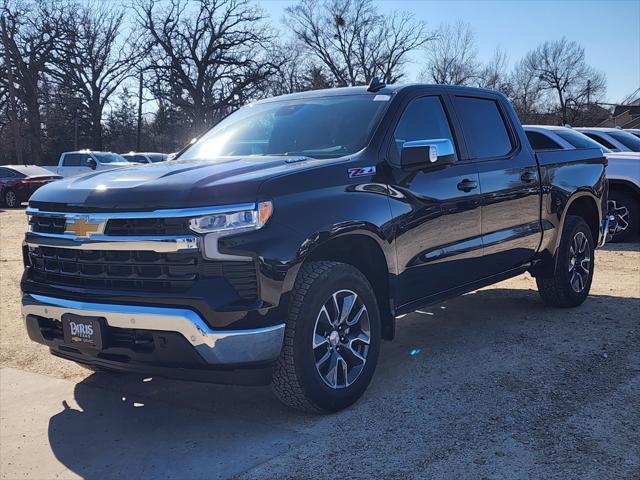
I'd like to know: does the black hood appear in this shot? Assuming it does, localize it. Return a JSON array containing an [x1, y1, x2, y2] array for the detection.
[[29, 156, 317, 211]]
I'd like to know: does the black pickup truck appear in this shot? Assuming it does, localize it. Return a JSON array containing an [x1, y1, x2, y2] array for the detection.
[[22, 83, 609, 412]]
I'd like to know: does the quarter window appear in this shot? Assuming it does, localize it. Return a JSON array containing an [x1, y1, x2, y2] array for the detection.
[[454, 96, 513, 159], [391, 96, 457, 163], [526, 131, 562, 151]]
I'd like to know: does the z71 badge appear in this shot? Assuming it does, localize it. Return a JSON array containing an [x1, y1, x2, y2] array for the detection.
[[348, 166, 376, 178]]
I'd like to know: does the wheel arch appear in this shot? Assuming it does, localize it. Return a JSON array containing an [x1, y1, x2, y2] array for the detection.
[[286, 232, 396, 341]]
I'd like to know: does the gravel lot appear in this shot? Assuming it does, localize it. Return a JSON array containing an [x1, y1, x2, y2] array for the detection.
[[1, 207, 639, 479]]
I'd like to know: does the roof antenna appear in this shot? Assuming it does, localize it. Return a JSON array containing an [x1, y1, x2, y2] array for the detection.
[[367, 77, 386, 93]]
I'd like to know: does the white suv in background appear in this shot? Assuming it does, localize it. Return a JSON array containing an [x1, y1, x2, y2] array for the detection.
[[575, 127, 640, 153], [525, 125, 640, 242]]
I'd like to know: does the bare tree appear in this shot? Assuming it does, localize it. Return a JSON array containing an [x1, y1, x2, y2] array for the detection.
[[135, 0, 281, 135], [508, 58, 542, 123], [523, 37, 606, 124], [53, 2, 144, 150], [286, 0, 432, 86], [477, 48, 509, 91], [1, 0, 68, 164], [421, 21, 478, 86]]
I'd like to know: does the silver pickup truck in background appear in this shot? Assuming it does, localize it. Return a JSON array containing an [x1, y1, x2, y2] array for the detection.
[[43, 151, 133, 178]]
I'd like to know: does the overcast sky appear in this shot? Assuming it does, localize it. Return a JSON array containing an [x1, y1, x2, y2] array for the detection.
[[260, 0, 640, 103]]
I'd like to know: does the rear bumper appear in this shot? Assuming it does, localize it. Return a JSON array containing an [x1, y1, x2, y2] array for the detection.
[[22, 293, 285, 385]]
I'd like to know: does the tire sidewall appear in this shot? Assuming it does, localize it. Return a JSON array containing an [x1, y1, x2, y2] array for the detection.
[[291, 264, 381, 412], [558, 217, 594, 305]]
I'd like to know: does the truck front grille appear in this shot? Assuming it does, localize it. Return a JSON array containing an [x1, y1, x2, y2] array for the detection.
[[29, 215, 66, 234], [27, 246, 258, 300], [29, 213, 192, 236]]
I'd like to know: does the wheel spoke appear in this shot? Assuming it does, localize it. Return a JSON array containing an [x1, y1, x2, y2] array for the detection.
[[570, 270, 580, 291], [313, 333, 328, 349], [337, 293, 356, 326], [326, 351, 339, 388], [315, 348, 332, 370], [347, 304, 366, 327]]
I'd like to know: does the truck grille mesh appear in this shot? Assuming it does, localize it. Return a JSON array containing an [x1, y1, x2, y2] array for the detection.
[[27, 246, 257, 300], [28, 214, 191, 236]]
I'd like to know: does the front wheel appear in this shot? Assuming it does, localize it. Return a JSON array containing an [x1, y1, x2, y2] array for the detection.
[[536, 215, 594, 308], [271, 261, 381, 413]]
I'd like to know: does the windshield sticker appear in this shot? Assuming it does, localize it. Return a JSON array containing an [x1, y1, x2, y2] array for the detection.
[[373, 94, 390, 101], [348, 166, 376, 178]]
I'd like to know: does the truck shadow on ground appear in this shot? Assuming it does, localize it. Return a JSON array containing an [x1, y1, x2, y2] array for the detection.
[[46, 288, 640, 480]]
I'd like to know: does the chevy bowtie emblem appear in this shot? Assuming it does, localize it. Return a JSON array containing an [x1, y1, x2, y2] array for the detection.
[[65, 217, 103, 237]]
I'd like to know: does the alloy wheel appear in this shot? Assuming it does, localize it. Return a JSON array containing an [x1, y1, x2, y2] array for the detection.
[[608, 200, 629, 235], [568, 231, 591, 293], [312, 289, 371, 389], [4, 191, 17, 208]]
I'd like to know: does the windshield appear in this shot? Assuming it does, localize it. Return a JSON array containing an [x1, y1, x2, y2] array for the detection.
[[180, 95, 389, 160], [556, 130, 611, 152], [94, 152, 129, 164], [608, 131, 640, 152]]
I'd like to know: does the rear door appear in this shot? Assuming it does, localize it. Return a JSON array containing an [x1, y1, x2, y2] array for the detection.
[[451, 94, 542, 275]]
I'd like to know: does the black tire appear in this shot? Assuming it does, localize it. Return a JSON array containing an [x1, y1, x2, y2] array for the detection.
[[536, 215, 594, 308], [608, 191, 638, 243], [271, 261, 381, 413], [4, 189, 18, 208]]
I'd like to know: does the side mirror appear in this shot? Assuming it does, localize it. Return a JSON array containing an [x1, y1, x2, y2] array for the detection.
[[400, 138, 456, 170], [86, 157, 97, 170]]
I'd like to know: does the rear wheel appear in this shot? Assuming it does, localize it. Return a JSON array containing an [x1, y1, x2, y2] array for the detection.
[[4, 189, 18, 208], [608, 191, 638, 242], [536, 215, 594, 307], [271, 261, 381, 413]]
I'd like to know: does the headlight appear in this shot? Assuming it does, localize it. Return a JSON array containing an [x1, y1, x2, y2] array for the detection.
[[188, 201, 273, 234]]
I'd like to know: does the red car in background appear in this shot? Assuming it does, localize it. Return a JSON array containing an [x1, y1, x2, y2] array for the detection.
[[0, 165, 62, 208]]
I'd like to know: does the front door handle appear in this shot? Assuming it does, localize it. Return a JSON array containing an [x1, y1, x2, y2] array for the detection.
[[457, 179, 478, 192], [521, 170, 537, 183]]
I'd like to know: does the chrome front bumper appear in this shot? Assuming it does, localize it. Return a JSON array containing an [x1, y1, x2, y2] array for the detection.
[[22, 294, 285, 365]]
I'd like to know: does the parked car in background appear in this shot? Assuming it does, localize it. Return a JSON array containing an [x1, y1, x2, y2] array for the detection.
[[625, 129, 640, 139], [525, 125, 640, 242], [121, 152, 169, 164], [0, 165, 62, 208], [576, 127, 640, 153], [49, 150, 133, 178]]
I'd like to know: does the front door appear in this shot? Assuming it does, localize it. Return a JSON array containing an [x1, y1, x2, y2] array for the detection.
[[386, 94, 484, 309]]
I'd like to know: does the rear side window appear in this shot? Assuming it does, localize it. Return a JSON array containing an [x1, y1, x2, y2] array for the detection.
[[454, 96, 513, 159], [526, 131, 562, 151], [584, 133, 616, 150], [62, 154, 83, 166], [0, 168, 16, 178], [608, 131, 640, 152], [391, 96, 456, 162]]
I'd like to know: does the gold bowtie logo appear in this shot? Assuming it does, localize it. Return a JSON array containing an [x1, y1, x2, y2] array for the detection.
[[65, 218, 102, 237]]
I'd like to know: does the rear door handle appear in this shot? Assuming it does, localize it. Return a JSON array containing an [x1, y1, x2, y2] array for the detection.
[[457, 179, 478, 192], [521, 170, 537, 183]]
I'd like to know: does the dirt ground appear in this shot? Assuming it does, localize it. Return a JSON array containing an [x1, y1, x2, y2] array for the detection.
[[1, 207, 639, 479]]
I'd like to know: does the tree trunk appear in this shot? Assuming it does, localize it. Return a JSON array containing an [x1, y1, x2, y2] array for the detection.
[[24, 93, 43, 165], [90, 105, 103, 150]]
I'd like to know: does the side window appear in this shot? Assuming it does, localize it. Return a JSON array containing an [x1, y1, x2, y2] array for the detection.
[[0, 168, 14, 178], [526, 131, 562, 151], [584, 133, 616, 150], [391, 96, 457, 163], [62, 154, 82, 166], [454, 96, 514, 159]]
